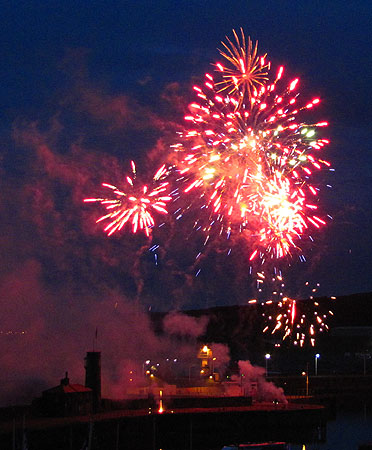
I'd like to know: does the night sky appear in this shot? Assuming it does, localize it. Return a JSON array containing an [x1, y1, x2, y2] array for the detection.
[[1, 0, 372, 404]]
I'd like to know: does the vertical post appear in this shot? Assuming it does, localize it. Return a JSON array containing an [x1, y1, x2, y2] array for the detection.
[[85, 352, 101, 412], [115, 422, 120, 450], [306, 363, 309, 396], [87, 421, 93, 450], [21, 414, 26, 450], [143, 360, 150, 380], [189, 417, 193, 450], [158, 390, 164, 413], [306, 372, 309, 396], [69, 425, 73, 450], [265, 353, 271, 377], [315, 353, 320, 376], [12, 417, 15, 450], [302, 367, 309, 396], [152, 415, 156, 450]]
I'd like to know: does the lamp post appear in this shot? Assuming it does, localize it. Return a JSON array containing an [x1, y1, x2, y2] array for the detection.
[[143, 360, 151, 379], [315, 353, 320, 376], [302, 370, 309, 396], [265, 353, 271, 377], [188, 365, 196, 381]]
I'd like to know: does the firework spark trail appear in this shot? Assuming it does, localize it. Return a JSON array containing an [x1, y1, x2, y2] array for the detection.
[[258, 282, 335, 347], [249, 277, 335, 347], [84, 162, 172, 237], [216, 28, 269, 105], [82, 29, 334, 346], [172, 28, 330, 261], [170, 29, 334, 345]]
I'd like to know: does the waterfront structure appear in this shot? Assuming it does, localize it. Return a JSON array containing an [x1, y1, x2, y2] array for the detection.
[[84, 351, 101, 412], [33, 372, 92, 416]]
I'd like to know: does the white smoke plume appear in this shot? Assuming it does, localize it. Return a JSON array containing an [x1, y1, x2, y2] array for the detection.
[[162, 311, 208, 338], [233, 360, 287, 404]]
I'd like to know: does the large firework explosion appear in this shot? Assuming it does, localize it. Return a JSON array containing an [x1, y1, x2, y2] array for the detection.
[[85, 29, 333, 346], [172, 28, 330, 262]]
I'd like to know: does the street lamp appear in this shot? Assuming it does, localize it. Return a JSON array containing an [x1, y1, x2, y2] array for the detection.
[[265, 353, 271, 377], [143, 359, 151, 379], [212, 357, 216, 376], [302, 370, 309, 396], [315, 353, 320, 376]]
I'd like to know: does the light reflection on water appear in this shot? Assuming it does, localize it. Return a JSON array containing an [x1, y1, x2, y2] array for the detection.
[[292, 403, 372, 450], [5, 402, 372, 450], [207, 403, 372, 450]]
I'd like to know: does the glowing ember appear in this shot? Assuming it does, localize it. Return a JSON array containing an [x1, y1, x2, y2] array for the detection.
[[84, 162, 171, 236], [172, 28, 330, 260], [83, 29, 334, 347], [260, 281, 335, 347]]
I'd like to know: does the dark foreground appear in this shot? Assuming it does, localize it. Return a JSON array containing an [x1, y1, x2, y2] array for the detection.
[[1, 403, 326, 450]]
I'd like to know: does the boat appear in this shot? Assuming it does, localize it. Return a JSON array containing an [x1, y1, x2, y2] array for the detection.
[[222, 443, 289, 450]]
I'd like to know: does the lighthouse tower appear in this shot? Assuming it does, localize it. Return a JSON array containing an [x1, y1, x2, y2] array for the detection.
[[84, 351, 101, 412]]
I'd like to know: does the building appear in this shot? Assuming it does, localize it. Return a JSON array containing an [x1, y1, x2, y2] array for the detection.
[[85, 351, 101, 412], [33, 373, 93, 417]]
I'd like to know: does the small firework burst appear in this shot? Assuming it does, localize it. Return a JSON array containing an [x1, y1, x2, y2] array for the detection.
[[260, 282, 334, 347], [84, 162, 171, 237], [216, 28, 269, 104]]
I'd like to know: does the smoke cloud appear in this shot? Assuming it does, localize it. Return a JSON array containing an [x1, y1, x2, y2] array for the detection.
[[0, 51, 288, 407], [0, 260, 204, 405], [0, 55, 205, 406], [210, 343, 230, 371], [163, 311, 208, 338], [233, 360, 287, 404]]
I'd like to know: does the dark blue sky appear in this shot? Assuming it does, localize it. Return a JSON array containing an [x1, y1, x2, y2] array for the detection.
[[2, 1, 371, 122], [1, 0, 372, 307], [1, 0, 372, 406]]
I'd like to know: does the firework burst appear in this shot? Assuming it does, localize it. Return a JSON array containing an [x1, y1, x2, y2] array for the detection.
[[172, 29, 330, 260], [84, 162, 172, 237], [248, 278, 335, 347], [260, 283, 335, 347], [216, 28, 269, 104], [83, 29, 334, 346]]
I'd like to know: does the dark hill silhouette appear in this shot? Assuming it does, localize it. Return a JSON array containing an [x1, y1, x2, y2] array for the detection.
[[150, 292, 372, 363]]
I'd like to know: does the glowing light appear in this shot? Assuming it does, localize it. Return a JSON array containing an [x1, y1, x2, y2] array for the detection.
[[84, 162, 171, 236], [172, 29, 330, 261], [215, 28, 269, 103], [158, 390, 164, 413], [84, 29, 333, 349], [261, 284, 334, 347]]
